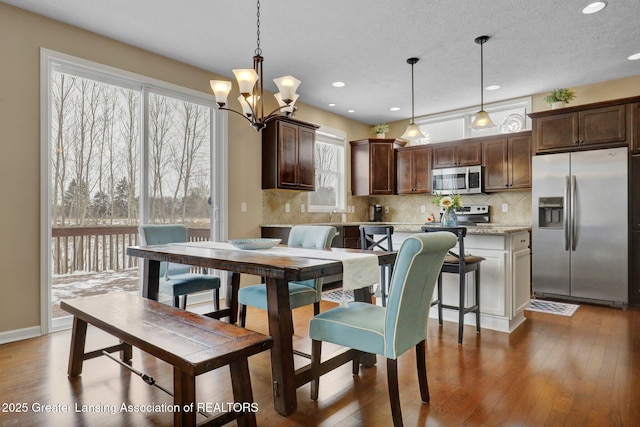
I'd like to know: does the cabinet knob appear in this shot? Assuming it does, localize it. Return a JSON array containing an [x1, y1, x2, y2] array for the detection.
[[574, 140, 579, 145]]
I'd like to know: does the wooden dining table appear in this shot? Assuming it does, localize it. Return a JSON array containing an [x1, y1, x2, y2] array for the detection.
[[126, 241, 396, 416]]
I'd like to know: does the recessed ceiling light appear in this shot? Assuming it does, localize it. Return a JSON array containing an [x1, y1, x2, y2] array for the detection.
[[328, 103, 336, 107], [628, 52, 640, 61], [347, 109, 355, 113], [332, 82, 346, 87], [581, 1, 607, 14], [486, 85, 501, 91], [389, 107, 400, 111]]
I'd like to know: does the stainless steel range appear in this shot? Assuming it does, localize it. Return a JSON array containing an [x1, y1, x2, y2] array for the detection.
[[439, 205, 490, 226]]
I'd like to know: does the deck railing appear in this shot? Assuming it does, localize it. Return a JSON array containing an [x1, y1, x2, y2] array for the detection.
[[52, 226, 210, 275]]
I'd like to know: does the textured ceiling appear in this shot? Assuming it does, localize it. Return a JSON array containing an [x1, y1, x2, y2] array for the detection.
[[4, 0, 640, 125]]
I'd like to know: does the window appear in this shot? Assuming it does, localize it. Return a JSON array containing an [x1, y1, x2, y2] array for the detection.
[[41, 49, 226, 332], [414, 97, 532, 144], [308, 126, 346, 212]]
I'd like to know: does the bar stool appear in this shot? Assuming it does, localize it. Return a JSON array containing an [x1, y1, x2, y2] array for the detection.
[[421, 226, 484, 344], [359, 225, 394, 307]]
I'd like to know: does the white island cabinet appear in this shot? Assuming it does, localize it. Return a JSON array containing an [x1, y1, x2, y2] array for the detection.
[[392, 229, 531, 333]]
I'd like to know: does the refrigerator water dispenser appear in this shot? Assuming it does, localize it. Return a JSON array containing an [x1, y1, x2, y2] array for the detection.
[[538, 197, 564, 228]]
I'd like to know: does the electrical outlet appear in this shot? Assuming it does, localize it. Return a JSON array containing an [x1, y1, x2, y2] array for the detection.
[[241, 202, 247, 212], [301, 204, 306, 213], [384, 206, 390, 214], [502, 203, 509, 212], [285, 203, 290, 213], [421, 205, 426, 214]]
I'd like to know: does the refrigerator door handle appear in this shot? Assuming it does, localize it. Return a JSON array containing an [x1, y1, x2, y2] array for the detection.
[[564, 176, 570, 251], [571, 175, 577, 251]]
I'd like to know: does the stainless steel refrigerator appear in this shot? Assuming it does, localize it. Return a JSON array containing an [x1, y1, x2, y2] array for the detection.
[[531, 147, 628, 307]]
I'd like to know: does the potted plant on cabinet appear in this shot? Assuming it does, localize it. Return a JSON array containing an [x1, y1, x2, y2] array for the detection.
[[371, 123, 390, 138], [544, 88, 576, 109]]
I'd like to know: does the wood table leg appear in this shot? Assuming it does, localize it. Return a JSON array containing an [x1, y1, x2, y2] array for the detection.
[[353, 288, 376, 368], [68, 316, 88, 377], [230, 358, 257, 427], [227, 271, 240, 324], [264, 277, 296, 415], [173, 367, 196, 427], [142, 259, 160, 301]]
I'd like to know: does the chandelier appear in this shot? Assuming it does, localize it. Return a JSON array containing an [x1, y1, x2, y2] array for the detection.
[[209, 0, 301, 131]]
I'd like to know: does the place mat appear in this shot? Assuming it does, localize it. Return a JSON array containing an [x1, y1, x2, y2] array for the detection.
[[526, 299, 579, 317]]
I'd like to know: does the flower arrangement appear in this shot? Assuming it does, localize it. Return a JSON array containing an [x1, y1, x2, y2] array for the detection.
[[544, 88, 576, 105], [370, 123, 390, 135], [432, 194, 462, 212]]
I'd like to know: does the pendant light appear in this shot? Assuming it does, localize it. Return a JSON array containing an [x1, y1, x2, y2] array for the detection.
[[400, 57, 427, 144], [471, 36, 496, 130]]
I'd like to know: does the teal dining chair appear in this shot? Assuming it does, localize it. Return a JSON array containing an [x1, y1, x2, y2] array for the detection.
[[237, 225, 337, 327], [308, 232, 457, 427], [139, 224, 221, 310]]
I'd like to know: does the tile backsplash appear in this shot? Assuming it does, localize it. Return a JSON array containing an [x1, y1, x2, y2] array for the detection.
[[263, 189, 532, 225]]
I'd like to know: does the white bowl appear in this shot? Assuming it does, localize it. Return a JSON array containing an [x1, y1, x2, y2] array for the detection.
[[229, 238, 282, 250]]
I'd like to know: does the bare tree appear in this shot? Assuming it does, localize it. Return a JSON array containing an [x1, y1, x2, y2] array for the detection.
[[119, 89, 140, 223], [52, 73, 75, 226], [170, 101, 209, 220], [149, 94, 173, 222]]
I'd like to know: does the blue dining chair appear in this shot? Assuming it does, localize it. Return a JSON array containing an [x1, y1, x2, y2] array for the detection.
[[139, 224, 221, 310], [308, 232, 457, 427], [237, 225, 337, 327]]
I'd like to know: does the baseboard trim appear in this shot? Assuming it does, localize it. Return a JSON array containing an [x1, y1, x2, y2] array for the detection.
[[0, 326, 42, 344]]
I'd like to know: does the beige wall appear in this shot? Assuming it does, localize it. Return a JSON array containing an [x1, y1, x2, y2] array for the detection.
[[0, 4, 369, 334]]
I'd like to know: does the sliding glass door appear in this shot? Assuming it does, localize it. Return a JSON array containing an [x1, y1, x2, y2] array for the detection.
[[42, 50, 225, 331]]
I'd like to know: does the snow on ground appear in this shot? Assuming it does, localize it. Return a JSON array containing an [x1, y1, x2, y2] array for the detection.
[[52, 268, 140, 317]]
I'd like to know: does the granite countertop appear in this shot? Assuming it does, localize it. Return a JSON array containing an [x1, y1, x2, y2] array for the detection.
[[261, 222, 531, 235]]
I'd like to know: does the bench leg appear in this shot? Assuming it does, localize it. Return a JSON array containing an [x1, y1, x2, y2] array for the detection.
[[68, 316, 88, 377], [230, 358, 257, 427], [173, 368, 196, 427], [119, 340, 132, 364]]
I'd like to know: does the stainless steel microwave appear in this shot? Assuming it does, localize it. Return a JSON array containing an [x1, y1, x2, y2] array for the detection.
[[432, 165, 483, 195]]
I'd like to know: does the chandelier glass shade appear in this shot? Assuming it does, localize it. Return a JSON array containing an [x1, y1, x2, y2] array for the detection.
[[471, 35, 496, 130], [209, 0, 300, 131]]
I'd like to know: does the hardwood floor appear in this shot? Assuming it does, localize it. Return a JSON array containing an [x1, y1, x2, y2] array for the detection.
[[1, 300, 638, 426]]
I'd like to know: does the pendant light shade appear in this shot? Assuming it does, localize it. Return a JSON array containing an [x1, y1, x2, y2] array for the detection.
[[471, 35, 496, 130], [400, 57, 427, 144]]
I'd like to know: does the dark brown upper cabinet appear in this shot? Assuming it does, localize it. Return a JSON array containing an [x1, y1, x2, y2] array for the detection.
[[350, 138, 405, 196], [483, 133, 532, 191], [631, 102, 640, 154], [262, 118, 318, 191], [432, 141, 482, 168], [396, 146, 432, 194], [530, 103, 627, 154]]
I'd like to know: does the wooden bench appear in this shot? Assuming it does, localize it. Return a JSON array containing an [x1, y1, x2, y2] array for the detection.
[[61, 293, 272, 427]]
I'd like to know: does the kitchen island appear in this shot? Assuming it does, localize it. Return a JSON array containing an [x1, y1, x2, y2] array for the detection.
[[261, 223, 531, 334]]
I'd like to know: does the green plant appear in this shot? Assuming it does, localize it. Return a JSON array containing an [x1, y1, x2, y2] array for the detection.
[[370, 123, 390, 134], [544, 88, 576, 105]]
